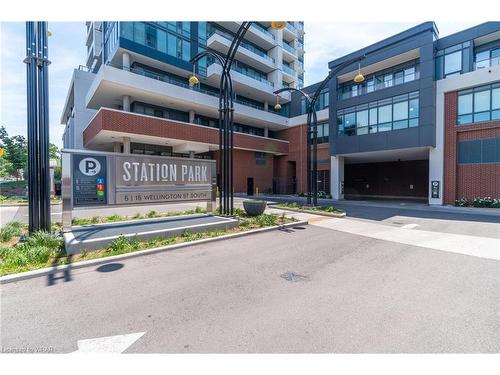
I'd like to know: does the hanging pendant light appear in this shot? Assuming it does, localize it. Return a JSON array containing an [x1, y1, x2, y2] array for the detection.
[[188, 65, 199, 85], [353, 63, 365, 83], [271, 22, 286, 30], [274, 95, 282, 110]]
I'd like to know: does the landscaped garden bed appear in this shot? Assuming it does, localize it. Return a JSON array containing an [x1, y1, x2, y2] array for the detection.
[[455, 197, 500, 209], [275, 202, 346, 217], [0, 209, 298, 277]]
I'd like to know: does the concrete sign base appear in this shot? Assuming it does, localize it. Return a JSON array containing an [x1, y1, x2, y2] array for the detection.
[[64, 214, 239, 254]]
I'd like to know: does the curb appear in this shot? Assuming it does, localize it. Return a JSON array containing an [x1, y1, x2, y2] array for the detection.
[[0, 202, 61, 208], [247, 194, 500, 218], [271, 206, 346, 218], [0, 220, 308, 284]]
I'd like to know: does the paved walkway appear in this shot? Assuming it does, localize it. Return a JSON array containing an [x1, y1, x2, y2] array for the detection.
[[310, 217, 500, 261]]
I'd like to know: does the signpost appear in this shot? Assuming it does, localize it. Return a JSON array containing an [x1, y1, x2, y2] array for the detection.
[[61, 149, 216, 231]]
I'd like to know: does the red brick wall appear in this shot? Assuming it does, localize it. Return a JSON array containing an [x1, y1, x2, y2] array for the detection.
[[213, 150, 274, 193], [443, 91, 500, 204], [84, 109, 289, 155], [83, 109, 327, 195]]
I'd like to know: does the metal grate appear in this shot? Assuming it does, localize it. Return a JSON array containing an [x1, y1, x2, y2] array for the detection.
[[280, 271, 309, 282]]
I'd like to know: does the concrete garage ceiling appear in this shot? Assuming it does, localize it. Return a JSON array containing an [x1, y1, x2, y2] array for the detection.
[[343, 146, 430, 164]]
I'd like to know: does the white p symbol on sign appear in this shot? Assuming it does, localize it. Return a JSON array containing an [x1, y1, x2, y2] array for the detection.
[[79, 157, 101, 176]]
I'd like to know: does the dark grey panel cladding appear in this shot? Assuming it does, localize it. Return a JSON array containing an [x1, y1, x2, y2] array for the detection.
[[328, 22, 438, 155], [289, 81, 323, 117]]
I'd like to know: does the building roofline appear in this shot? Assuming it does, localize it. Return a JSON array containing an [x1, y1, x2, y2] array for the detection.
[[328, 21, 438, 70]]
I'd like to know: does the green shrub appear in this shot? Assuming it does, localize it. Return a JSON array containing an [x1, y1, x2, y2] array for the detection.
[[0, 221, 24, 242], [253, 214, 278, 228], [0, 195, 7, 202], [23, 231, 63, 250], [90, 216, 102, 224], [146, 210, 158, 218], [455, 198, 469, 207], [106, 235, 132, 254], [106, 214, 124, 222]]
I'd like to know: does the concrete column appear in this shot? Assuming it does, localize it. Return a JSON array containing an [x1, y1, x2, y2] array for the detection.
[[122, 52, 130, 71], [264, 101, 269, 111], [113, 142, 121, 153], [331, 155, 344, 200], [189, 110, 195, 123], [123, 137, 131, 154], [264, 127, 269, 138], [189, 151, 195, 159], [122, 95, 131, 112]]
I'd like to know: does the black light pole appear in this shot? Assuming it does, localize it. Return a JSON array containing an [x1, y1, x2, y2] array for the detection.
[[24, 21, 51, 232], [274, 54, 366, 206], [189, 22, 286, 216]]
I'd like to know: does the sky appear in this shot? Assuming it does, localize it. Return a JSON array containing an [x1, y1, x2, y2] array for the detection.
[[0, 21, 479, 147]]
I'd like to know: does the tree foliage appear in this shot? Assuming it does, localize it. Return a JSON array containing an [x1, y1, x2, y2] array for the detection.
[[0, 126, 60, 180]]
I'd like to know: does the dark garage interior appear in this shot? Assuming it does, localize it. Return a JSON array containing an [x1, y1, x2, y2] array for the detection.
[[344, 159, 429, 200]]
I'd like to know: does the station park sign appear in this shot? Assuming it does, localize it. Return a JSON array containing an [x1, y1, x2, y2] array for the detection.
[[61, 149, 216, 230]]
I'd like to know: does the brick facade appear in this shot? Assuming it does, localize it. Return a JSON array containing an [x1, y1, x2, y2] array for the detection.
[[83, 109, 321, 194], [443, 91, 500, 204]]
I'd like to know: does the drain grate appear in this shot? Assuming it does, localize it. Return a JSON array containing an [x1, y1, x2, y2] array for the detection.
[[280, 271, 309, 282]]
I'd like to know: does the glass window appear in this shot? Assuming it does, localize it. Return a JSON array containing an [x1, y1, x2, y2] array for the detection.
[[474, 90, 490, 112], [393, 101, 408, 121], [492, 87, 500, 110], [444, 50, 462, 75], [367, 79, 374, 93], [145, 24, 157, 48], [182, 40, 191, 61], [167, 33, 176, 56], [404, 67, 415, 82], [134, 23, 145, 45], [357, 110, 368, 128], [384, 74, 392, 88], [458, 93, 473, 115], [157, 29, 167, 53], [344, 112, 356, 136], [475, 50, 490, 69], [121, 22, 134, 40], [394, 71, 404, 85], [409, 98, 419, 118], [378, 104, 392, 123], [369, 108, 377, 125]]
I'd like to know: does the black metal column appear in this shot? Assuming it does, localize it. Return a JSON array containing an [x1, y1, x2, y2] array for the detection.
[[25, 21, 51, 233]]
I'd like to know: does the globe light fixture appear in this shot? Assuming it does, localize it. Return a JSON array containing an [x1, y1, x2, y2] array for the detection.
[[188, 65, 199, 85]]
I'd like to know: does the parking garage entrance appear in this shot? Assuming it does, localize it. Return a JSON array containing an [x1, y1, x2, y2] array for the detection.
[[343, 152, 429, 201]]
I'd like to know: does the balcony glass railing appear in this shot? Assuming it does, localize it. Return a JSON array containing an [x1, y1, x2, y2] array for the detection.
[[296, 60, 304, 70], [285, 22, 297, 33], [251, 23, 275, 39], [107, 63, 289, 116], [208, 62, 274, 87], [282, 64, 296, 77], [208, 28, 274, 63], [282, 42, 296, 55], [296, 40, 303, 50], [339, 70, 420, 100], [474, 56, 500, 70]]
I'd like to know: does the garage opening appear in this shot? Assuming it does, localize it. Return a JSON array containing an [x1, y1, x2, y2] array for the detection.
[[344, 159, 429, 201]]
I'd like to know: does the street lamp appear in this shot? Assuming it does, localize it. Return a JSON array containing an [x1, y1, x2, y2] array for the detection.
[[274, 55, 366, 206], [189, 21, 288, 216]]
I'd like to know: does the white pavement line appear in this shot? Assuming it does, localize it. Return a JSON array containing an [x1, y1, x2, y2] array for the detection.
[[72, 332, 145, 353], [312, 218, 500, 261], [401, 223, 419, 229]]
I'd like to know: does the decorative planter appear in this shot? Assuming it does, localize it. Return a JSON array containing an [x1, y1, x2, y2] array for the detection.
[[243, 200, 267, 216]]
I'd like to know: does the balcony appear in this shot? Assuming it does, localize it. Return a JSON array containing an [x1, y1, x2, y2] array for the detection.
[[283, 22, 297, 40], [251, 23, 275, 40], [474, 56, 500, 70], [207, 28, 275, 72], [282, 64, 297, 80], [85, 64, 290, 129]]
